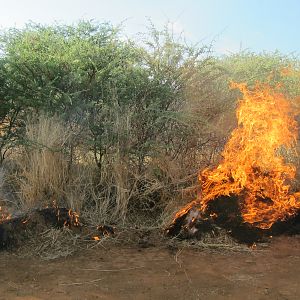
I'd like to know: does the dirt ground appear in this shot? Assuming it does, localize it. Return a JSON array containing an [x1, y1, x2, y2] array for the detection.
[[0, 236, 299, 300]]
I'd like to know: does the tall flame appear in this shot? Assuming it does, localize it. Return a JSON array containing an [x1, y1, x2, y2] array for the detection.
[[200, 82, 300, 229]]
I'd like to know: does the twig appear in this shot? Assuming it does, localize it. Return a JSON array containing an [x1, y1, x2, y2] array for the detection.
[[59, 278, 103, 286], [80, 266, 144, 272], [174, 248, 183, 266]]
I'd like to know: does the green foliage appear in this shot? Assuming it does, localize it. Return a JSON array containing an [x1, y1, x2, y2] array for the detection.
[[0, 21, 143, 161], [0, 21, 136, 114], [219, 51, 300, 96]]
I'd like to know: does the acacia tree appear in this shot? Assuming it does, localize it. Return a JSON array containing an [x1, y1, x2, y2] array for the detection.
[[0, 21, 142, 163], [0, 21, 222, 170]]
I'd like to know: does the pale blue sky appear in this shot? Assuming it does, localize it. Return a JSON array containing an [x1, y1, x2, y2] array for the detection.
[[0, 0, 299, 55]]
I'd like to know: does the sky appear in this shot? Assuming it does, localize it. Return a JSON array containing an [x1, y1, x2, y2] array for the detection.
[[0, 0, 299, 55]]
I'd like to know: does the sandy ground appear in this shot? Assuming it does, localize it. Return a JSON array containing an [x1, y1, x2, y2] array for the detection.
[[0, 236, 299, 300]]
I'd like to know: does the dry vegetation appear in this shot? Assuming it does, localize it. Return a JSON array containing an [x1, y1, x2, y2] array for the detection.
[[0, 21, 300, 255]]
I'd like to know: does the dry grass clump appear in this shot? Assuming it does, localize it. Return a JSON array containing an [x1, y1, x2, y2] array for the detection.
[[166, 230, 252, 252], [15, 115, 71, 209], [15, 226, 114, 260], [18, 228, 81, 260], [6, 115, 94, 213]]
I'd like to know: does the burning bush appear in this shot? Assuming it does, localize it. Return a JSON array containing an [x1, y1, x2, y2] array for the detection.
[[168, 82, 300, 242]]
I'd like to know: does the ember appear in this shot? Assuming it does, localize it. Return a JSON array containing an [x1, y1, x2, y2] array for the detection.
[[0, 206, 11, 222], [168, 82, 300, 242]]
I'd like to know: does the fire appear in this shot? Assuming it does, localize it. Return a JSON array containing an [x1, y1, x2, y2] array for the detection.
[[199, 82, 300, 229], [60, 208, 80, 227], [67, 209, 80, 227], [171, 81, 300, 232], [0, 206, 11, 223]]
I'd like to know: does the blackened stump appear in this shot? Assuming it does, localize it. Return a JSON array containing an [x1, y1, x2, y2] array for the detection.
[[166, 195, 300, 244]]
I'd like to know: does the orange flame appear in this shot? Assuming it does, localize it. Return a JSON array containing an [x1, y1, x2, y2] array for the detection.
[[199, 82, 300, 229], [0, 206, 11, 223]]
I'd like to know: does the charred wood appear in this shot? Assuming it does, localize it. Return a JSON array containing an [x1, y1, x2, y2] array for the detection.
[[0, 207, 81, 249], [166, 195, 300, 244]]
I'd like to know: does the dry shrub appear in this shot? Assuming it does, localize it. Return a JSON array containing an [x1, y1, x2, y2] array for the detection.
[[4, 112, 139, 224], [81, 154, 135, 225], [80, 151, 192, 227], [110, 153, 132, 221], [2, 108, 229, 228]]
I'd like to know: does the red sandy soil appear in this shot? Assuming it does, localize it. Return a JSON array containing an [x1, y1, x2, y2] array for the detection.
[[0, 236, 299, 300]]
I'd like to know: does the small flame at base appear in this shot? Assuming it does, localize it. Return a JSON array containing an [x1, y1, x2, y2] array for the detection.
[[0, 206, 11, 223]]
